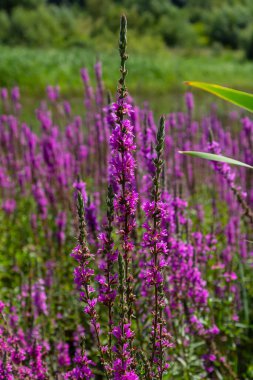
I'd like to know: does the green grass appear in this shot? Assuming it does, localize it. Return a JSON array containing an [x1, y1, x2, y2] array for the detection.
[[1, 46, 253, 113]]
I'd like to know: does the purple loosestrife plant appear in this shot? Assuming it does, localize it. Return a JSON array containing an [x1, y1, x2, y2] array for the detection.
[[107, 15, 139, 379], [96, 185, 118, 357], [142, 116, 173, 379], [0, 14, 253, 380], [70, 190, 110, 379], [0, 302, 49, 380], [109, 15, 138, 324]]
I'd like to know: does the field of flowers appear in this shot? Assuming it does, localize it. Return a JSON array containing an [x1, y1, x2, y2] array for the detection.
[[0, 16, 253, 380]]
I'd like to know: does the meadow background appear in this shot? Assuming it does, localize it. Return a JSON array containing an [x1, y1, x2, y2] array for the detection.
[[1, 0, 253, 110]]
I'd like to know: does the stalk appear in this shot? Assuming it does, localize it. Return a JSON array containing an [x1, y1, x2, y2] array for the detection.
[[149, 116, 167, 377], [75, 191, 110, 380], [115, 14, 136, 323], [105, 185, 115, 360]]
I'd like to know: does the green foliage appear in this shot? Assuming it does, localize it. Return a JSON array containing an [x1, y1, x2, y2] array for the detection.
[[0, 0, 253, 58], [0, 11, 10, 43], [157, 12, 197, 48], [49, 5, 82, 45], [179, 152, 253, 170], [171, 0, 187, 8], [9, 5, 85, 48], [0, 0, 45, 12], [206, 4, 251, 49], [10, 6, 62, 47], [239, 24, 253, 60], [2, 46, 253, 115], [186, 81, 253, 113]]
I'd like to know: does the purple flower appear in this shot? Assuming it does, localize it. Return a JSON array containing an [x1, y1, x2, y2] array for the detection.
[[57, 342, 71, 367], [32, 183, 48, 220], [0, 88, 8, 101], [73, 180, 87, 204], [11, 87, 20, 102], [56, 211, 67, 245], [0, 361, 14, 380], [32, 279, 48, 318], [0, 301, 5, 313], [2, 199, 16, 214], [63, 101, 72, 116], [46, 85, 59, 102], [64, 353, 94, 379], [185, 92, 194, 112]]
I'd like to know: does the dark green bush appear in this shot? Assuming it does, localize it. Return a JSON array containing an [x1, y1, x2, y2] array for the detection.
[[171, 0, 187, 8], [157, 12, 197, 48], [0, 11, 10, 43], [50, 5, 80, 45], [239, 25, 253, 60], [10, 6, 62, 47], [0, 0, 45, 13], [206, 5, 251, 49]]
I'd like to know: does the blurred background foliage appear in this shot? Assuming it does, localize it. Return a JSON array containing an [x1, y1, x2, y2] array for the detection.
[[0, 0, 253, 57], [1, 0, 253, 109]]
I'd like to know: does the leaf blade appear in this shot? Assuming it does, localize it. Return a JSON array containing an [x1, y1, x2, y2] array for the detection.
[[178, 151, 253, 169], [185, 81, 253, 113]]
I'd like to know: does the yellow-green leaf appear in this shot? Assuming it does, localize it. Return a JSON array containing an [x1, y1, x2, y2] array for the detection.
[[185, 81, 253, 113], [179, 151, 253, 169]]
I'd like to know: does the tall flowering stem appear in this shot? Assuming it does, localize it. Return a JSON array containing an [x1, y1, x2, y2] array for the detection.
[[104, 185, 116, 358], [110, 15, 138, 322], [72, 190, 109, 379], [106, 15, 139, 379], [97, 185, 117, 359], [111, 253, 138, 379], [149, 116, 170, 377], [118, 15, 128, 101]]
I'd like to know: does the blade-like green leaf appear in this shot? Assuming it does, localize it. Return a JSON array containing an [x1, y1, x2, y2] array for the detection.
[[185, 81, 253, 113], [178, 151, 253, 169]]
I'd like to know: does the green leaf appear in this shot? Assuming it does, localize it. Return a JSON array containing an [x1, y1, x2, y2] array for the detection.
[[176, 357, 187, 368], [178, 151, 253, 169], [185, 81, 253, 113]]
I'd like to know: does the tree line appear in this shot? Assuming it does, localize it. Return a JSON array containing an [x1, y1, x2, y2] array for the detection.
[[0, 0, 253, 59]]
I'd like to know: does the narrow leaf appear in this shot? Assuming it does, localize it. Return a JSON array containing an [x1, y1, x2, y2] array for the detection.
[[179, 151, 253, 169], [185, 81, 253, 113]]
